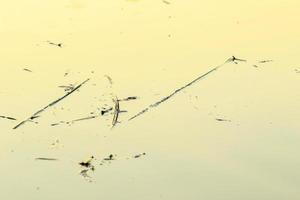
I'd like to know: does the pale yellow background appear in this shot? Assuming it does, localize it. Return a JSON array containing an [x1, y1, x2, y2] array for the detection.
[[1, 0, 300, 199]]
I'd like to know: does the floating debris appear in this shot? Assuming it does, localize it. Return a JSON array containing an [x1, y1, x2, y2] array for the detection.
[[51, 115, 98, 127], [118, 110, 128, 113], [230, 56, 247, 62], [215, 118, 231, 122], [51, 120, 69, 126], [119, 96, 139, 101], [129, 56, 240, 121], [79, 156, 95, 181], [103, 154, 114, 161], [35, 158, 58, 161], [295, 69, 300, 73], [70, 116, 97, 123], [112, 97, 120, 127], [58, 84, 75, 92], [134, 153, 146, 158], [79, 169, 91, 179], [51, 123, 60, 126], [13, 79, 90, 129], [99, 154, 116, 166], [253, 65, 259, 68], [79, 156, 95, 169], [64, 70, 70, 77], [104, 75, 113, 85], [0, 115, 17, 121], [23, 68, 32, 72], [101, 107, 113, 115], [30, 115, 40, 120], [47, 41, 63, 48], [258, 59, 273, 63]]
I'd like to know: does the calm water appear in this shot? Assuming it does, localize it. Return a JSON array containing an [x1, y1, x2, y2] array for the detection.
[[1, 1, 300, 199]]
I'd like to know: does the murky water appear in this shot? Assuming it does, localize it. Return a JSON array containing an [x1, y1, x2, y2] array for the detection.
[[1, 1, 300, 199]]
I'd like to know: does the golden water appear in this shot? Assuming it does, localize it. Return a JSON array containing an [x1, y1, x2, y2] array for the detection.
[[1, 0, 300, 199]]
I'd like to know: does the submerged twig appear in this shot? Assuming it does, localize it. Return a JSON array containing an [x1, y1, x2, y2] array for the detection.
[[129, 56, 240, 121], [13, 79, 90, 129]]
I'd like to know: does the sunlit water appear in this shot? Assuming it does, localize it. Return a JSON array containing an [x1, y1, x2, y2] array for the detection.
[[1, 1, 300, 199]]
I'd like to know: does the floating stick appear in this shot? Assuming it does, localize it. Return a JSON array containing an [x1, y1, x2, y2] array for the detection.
[[129, 56, 243, 121], [13, 79, 90, 129]]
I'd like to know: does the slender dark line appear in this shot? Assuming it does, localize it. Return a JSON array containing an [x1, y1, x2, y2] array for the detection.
[[50, 114, 102, 126], [112, 97, 120, 127], [71, 116, 97, 123], [0, 115, 17, 121], [35, 158, 58, 161], [13, 79, 90, 129], [129, 58, 233, 121]]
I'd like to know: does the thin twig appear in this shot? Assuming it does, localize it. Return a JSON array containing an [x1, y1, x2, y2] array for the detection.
[[13, 79, 90, 129], [0, 115, 17, 121], [119, 96, 138, 101], [71, 116, 97, 123], [51, 115, 98, 126], [35, 158, 58, 161], [112, 97, 120, 127], [129, 57, 239, 121]]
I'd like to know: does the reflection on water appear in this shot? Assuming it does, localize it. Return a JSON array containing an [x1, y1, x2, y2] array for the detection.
[[1, 0, 300, 199]]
